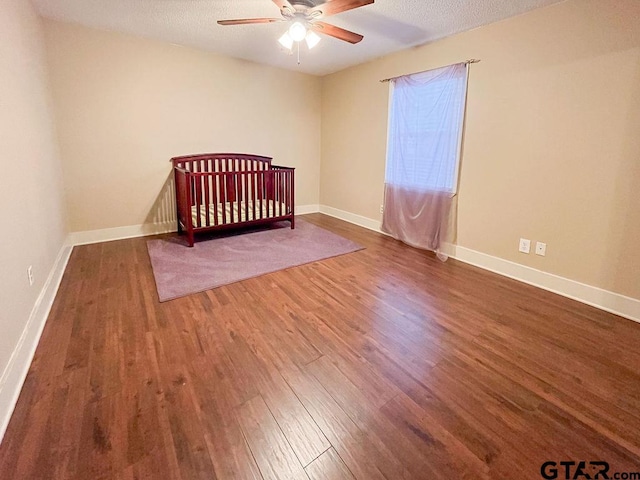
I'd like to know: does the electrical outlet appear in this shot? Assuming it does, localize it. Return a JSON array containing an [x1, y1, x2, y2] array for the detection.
[[519, 238, 531, 254], [535, 242, 547, 256], [27, 266, 34, 286], [380, 204, 384, 214]]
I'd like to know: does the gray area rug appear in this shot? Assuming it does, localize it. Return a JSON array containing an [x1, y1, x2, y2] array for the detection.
[[147, 220, 364, 302]]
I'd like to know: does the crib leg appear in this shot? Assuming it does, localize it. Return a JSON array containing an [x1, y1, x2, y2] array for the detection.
[[290, 216, 295, 229], [187, 230, 195, 247]]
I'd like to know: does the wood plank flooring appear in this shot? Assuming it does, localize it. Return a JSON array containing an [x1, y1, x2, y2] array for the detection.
[[1, 213, 640, 479]]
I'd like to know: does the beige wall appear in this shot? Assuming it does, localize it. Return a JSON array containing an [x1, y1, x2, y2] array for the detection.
[[44, 21, 322, 233], [0, 1, 67, 389], [321, 0, 640, 300]]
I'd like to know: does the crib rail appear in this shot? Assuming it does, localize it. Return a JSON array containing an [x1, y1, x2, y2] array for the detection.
[[171, 153, 273, 174], [172, 155, 295, 246]]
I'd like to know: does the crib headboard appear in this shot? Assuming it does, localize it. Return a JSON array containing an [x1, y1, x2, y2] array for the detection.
[[170, 153, 273, 173]]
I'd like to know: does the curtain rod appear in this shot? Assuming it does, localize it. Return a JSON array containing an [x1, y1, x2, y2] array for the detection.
[[379, 59, 481, 83]]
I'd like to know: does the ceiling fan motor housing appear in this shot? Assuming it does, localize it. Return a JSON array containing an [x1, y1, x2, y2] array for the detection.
[[282, 0, 323, 19]]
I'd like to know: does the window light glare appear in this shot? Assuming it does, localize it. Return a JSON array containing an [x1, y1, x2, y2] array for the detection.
[[278, 32, 293, 50], [288, 21, 307, 42], [305, 30, 321, 49]]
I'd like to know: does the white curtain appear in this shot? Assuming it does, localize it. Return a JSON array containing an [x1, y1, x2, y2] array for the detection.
[[382, 63, 468, 260]]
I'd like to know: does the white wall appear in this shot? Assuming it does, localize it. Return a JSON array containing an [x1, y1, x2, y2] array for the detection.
[[0, 0, 68, 439]]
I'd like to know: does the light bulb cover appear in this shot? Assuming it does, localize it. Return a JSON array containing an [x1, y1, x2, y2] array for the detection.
[[288, 21, 307, 42], [305, 30, 321, 49], [278, 32, 293, 50]]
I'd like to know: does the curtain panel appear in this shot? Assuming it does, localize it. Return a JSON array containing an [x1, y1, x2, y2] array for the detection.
[[382, 186, 455, 258], [382, 63, 468, 260]]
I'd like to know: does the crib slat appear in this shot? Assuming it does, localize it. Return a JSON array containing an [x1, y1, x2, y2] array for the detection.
[[195, 163, 202, 228], [236, 171, 241, 224], [278, 171, 283, 217], [212, 173, 219, 226], [272, 170, 276, 218], [221, 174, 227, 225], [239, 169, 244, 221], [256, 170, 260, 219], [287, 170, 293, 215], [263, 170, 268, 218], [264, 171, 269, 218], [230, 173, 235, 224], [288, 171, 291, 214], [273, 170, 277, 218], [259, 171, 264, 220], [251, 171, 256, 221], [274, 170, 278, 218], [236, 172, 240, 223], [204, 173, 210, 227], [284, 171, 289, 216], [243, 170, 249, 222]]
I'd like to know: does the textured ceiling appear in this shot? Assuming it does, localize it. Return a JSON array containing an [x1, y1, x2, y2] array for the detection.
[[33, 0, 564, 76]]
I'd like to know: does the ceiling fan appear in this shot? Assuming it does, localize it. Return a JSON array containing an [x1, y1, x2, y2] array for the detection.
[[217, 0, 374, 50]]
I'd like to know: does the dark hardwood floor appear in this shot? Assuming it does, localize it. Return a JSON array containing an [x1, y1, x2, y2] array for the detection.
[[1, 213, 640, 479]]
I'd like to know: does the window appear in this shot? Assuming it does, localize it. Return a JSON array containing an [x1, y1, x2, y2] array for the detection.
[[385, 63, 468, 194], [381, 63, 470, 257]]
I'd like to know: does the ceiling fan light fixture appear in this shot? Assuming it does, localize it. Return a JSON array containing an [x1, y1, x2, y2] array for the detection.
[[278, 32, 294, 50], [305, 30, 321, 49], [288, 21, 307, 42]]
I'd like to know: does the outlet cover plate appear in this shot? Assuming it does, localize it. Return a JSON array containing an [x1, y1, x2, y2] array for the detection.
[[536, 242, 547, 256], [519, 238, 531, 254]]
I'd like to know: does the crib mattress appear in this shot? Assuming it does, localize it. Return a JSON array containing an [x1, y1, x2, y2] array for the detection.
[[191, 200, 289, 227]]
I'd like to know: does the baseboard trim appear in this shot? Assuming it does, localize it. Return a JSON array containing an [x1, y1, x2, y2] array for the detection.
[[296, 204, 320, 215], [67, 222, 176, 246], [0, 243, 73, 443], [452, 246, 640, 323], [319, 205, 384, 234], [316, 206, 640, 324]]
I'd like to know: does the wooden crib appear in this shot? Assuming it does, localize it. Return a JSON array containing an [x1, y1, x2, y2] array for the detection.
[[171, 153, 295, 247]]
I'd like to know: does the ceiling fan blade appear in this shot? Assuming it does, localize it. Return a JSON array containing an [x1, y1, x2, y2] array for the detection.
[[310, 0, 374, 18], [272, 0, 294, 11], [312, 21, 364, 44], [217, 18, 283, 26]]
